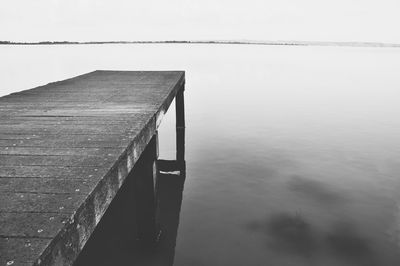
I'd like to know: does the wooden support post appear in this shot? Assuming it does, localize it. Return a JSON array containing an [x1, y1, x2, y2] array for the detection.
[[175, 85, 185, 130], [175, 86, 185, 168], [154, 131, 160, 195], [133, 134, 159, 246]]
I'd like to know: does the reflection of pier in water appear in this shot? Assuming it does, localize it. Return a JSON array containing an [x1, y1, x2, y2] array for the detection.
[[75, 87, 186, 266]]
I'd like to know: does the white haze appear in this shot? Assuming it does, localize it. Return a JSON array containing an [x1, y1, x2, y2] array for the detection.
[[1, 0, 400, 43]]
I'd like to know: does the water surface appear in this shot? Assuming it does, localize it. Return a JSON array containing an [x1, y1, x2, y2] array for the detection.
[[1, 44, 400, 265]]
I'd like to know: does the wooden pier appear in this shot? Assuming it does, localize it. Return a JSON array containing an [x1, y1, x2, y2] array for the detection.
[[0, 71, 185, 266]]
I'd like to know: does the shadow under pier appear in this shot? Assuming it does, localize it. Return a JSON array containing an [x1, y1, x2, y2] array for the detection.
[[74, 85, 186, 266]]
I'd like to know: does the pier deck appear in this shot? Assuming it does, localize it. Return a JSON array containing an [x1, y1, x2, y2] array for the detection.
[[0, 71, 185, 266]]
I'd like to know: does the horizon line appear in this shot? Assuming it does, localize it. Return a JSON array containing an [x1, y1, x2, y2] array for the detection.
[[1, 40, 400, 48]]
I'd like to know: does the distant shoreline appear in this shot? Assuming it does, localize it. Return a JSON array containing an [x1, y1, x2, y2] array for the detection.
[[1, 40, 400, 48]]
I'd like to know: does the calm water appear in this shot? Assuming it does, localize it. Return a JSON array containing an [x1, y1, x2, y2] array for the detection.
[[2, 44, 400, 265]]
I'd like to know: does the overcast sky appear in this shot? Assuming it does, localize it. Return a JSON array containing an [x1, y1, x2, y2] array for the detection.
[[1, 0, 399, 43]]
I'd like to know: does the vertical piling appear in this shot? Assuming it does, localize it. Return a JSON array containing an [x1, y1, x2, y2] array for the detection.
[[175, 85, 185, 168]]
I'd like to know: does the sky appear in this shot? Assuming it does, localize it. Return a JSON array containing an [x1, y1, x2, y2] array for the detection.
[[1, 0, 400, 43]]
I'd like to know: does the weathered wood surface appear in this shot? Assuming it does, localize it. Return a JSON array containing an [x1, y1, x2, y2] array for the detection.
[[0, 70, 185, 266]]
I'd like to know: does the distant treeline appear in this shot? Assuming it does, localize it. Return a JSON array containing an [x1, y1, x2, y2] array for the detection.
[[1, 40, 400, 48], [1, 41, 83, 45], [0, 40, 304, 46]]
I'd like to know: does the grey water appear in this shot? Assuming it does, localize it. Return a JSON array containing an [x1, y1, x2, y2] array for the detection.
[[2, 44, 400, 265]]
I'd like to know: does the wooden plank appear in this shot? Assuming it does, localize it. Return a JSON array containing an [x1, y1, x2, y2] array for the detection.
[[0, 192, 84, 213], [0, 166, 108, 179], [0, 117, 141, 126], [0, 155, 116, 167], [0, 178, 100, 194], [0, 128, 132, 136], [0, 136, 129, 148], [0, 147, 120, 156], [0, 115, 153, 124], [0, 110, 153, 119], [0, 238, 49, 266], [0, 70, 185, 266], [0, 213, 70, 238], [0, 123, 139, 133], [10, 85, 170, 95]]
